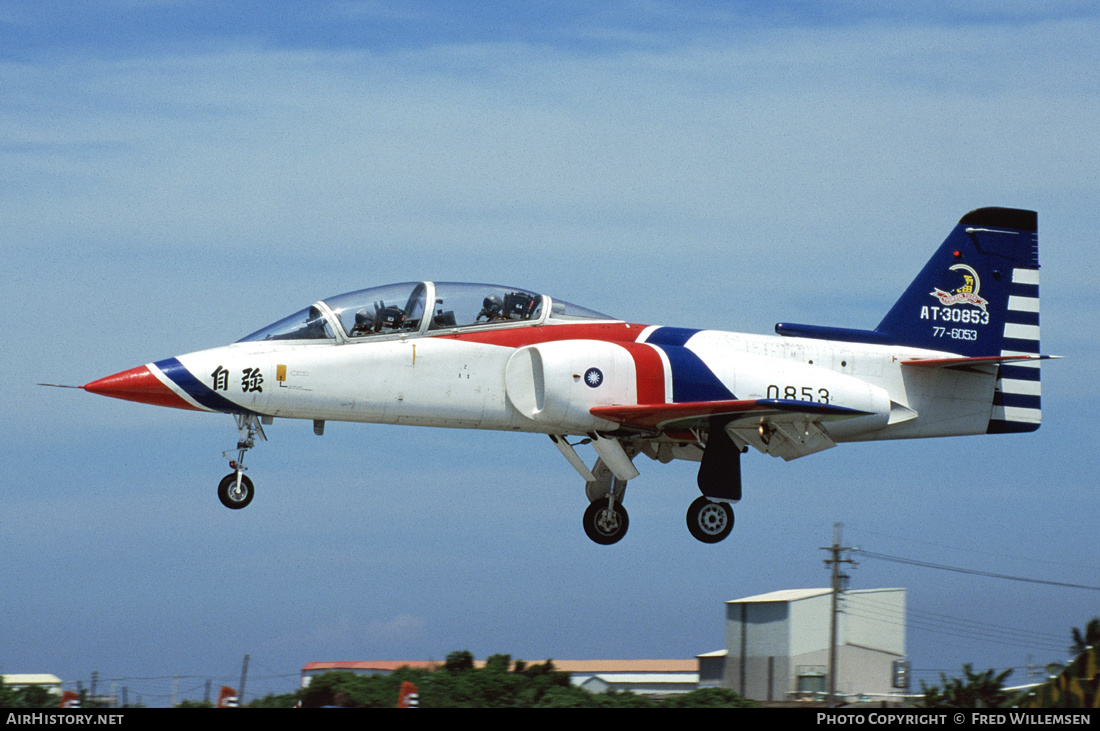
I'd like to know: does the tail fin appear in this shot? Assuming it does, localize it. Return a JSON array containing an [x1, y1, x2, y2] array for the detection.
[[875, 207, 1039, 358], [775, 208, 1043, 433], [875, 207, 1042, 433]]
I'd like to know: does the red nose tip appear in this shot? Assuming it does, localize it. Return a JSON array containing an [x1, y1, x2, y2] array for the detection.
[[84, 365, 197, 410]]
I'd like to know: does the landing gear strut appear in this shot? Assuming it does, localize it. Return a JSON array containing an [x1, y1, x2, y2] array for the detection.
[[581, 453, 631, 544], [218, 414, 265, 510]]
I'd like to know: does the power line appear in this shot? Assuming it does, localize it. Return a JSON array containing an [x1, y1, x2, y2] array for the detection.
[[854, 549, 1100, 592], [845, 525, 1100, 575], [845, 596, 1070, 655]]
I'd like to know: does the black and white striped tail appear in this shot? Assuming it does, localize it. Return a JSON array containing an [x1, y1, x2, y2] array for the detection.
[[989, 265, 1042, 433]]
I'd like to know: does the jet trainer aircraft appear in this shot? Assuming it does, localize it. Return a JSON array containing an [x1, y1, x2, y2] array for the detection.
[[82, 207, 1050, 544]]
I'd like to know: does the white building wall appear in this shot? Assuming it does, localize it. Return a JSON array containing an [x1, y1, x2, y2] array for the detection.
[[843, 589, 906, 656], [721, 588, 905, 701], [788, 592, 832, 656]]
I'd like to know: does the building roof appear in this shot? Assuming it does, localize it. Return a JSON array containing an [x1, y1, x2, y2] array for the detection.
[[579, 673, 699, 686], [726, 587, 905, 605], [550, 660, 697, 673], [696, 649, 727, 658], [726, 588, 833, 604], [302, 661, 442, 673], [1, 674, 62, 686]]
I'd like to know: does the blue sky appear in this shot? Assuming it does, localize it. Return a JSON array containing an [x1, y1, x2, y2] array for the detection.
[[3, 1, 1098, 705]]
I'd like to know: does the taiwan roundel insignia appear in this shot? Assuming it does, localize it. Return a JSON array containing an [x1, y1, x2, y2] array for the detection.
[[584, 367, 604, 388]]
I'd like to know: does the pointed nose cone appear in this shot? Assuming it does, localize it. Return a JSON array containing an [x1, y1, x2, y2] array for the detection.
[[84, 365, 198, 410]]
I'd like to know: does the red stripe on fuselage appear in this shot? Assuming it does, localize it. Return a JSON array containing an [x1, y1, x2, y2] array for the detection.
[[449, 321, 666, 405], [446, 321, 647, 348], [617, 342, 666, 405]]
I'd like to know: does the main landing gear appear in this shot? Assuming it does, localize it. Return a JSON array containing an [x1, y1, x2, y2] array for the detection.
[[580, 474, 736, 546], [558, 427, 742, 546], [218, 414, 266, 510], [686, 496, 734, 544]]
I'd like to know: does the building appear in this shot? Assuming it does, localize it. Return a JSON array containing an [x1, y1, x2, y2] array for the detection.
[[301, 659, 697, 697], [301, 661, 443, 685], [551, 660, 697, 697], [698, 588, 907, 702], [0, 675, 63, 693]]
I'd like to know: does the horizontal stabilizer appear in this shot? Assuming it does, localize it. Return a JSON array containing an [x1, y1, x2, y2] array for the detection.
[[901, 354, 1057, 371], [591, 398, 871, 431]]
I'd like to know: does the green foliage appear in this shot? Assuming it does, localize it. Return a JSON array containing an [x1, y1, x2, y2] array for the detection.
[[660, 687, 759, 708], [919, 663, 1014, 708], [245, 692, 299, 708], [295, 654, 755, 709], [298, 670, 408, 708], [1017, 618, 1100, 709], [444, 650, 475, 672], [0, 679, 60, 709], [533, 685, 601, 708]]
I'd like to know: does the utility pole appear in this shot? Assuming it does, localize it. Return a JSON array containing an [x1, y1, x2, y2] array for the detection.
[[822, 522, 857, 707], [238, 654, 250, 706]]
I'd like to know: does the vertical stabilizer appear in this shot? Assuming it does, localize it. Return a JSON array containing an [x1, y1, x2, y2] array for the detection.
[[875, 208, 1041, 432]]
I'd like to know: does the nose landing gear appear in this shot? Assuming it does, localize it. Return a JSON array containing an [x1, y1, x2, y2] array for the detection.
[[218, 414, 265, 510], [218, 472, 254, 509]]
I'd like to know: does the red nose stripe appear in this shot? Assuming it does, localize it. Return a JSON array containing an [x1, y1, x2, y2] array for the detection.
[[84, 365, 200, 411]]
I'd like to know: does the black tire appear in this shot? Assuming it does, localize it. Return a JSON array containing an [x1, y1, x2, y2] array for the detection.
[[218, 473, 255, 510], [686, 496, 734, 543], [583, 498, 629, 545]]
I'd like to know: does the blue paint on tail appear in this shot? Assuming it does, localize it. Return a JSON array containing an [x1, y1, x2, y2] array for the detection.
[[776, 207, 1043, 433], [874, 207, 1038, 358]]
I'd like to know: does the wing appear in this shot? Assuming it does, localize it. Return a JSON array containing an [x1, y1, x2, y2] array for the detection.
[[591, 398, 873, 461]]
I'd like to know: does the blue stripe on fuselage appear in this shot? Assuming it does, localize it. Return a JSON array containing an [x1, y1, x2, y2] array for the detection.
[[643, 327, 736, 403], [155, 358, 257, 415]]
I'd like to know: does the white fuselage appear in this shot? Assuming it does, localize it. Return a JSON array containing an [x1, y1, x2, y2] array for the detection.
[[156, 320, 993, 448]]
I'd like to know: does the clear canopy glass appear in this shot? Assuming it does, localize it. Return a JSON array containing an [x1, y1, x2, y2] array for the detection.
[[238, 281, 615, 343]]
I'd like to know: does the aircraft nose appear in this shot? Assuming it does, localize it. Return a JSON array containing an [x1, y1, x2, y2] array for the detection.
[[84, 365, 197, 410]]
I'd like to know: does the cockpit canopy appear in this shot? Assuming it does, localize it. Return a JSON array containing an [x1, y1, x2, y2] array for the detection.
[[238, 281, 615, 343]]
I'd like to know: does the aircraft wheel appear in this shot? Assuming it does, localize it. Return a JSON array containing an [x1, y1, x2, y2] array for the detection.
[[686, 496, 733, 543], [218, 473, 255, 510], [583, 498, 629, 545]]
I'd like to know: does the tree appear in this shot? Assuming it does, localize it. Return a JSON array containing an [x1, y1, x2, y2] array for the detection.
[[290, 652, 756, 708], [444, 650, 475, 672], [1016, 618, 1100, 709], [1071, 618, 1099, 656], [919, 664, 1014, 708], [660, 687, 758, 708], [174, 699, 213, 708], [246, 692, 299, 708], [0, 680, 60, 709]]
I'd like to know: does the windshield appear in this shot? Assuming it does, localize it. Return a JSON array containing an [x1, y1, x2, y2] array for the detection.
[[238, 304, 334, 342]]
